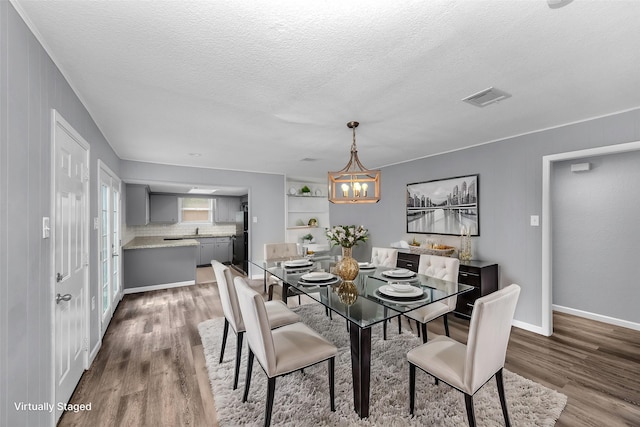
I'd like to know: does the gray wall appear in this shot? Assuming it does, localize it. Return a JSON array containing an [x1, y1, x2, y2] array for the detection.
[[0, 5, 285, 422], [330, 109, 640, 328], [552, 151, 640, 323], [1, 3, 120, 425], [120, 160, 285, 272]]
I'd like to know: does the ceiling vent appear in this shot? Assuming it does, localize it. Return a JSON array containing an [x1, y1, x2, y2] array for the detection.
[[462, 87, 512, 107], [300, 157, 318, 162]]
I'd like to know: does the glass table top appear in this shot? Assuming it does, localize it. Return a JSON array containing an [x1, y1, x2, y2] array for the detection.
[[251, 257, 473, 329]]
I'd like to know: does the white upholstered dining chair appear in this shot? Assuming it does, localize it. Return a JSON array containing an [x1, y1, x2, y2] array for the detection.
[[370, 247, 398, 267], [211, 261, 300, 390], [263, 242, 303, 300], [235, 277, 338, 427], [408, 284, 521, 426], [404, 254, 460, 342], [383, 254, 459, 341]]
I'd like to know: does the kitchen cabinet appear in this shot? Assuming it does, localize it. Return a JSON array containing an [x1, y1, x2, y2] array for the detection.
[[198, 238, 216, 266], [214, 237, 232, 264], [126, 184, 149, 226], [149, 194, 179, 223], [197, 237, 232, 265], [214, 197, 240, 223]]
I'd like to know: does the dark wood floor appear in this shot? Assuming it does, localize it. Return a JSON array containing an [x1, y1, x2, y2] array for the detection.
[[59, 270, 640, 426]]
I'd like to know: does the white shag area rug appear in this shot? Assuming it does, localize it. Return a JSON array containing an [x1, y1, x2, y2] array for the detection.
[[198, 304, 566, 426]]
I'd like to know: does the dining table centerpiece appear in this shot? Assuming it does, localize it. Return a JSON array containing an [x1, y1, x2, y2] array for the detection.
[[326, 225, 369, 281], [337, 280, 358, 305]]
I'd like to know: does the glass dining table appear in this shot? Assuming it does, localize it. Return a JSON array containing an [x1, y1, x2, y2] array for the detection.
[[249, 256, 473, 419]]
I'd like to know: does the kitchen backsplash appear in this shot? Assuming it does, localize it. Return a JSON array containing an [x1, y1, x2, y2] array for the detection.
[[122, 223, 236, 245]]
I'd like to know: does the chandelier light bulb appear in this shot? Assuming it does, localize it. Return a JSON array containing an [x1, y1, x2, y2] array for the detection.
[[341, 183, 349, 197]]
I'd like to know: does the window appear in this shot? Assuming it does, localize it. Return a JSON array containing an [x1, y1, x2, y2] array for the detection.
[[180, 197, 213, 223]]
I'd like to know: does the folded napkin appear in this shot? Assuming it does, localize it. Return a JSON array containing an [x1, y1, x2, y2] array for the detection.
[[390, 240, 410, 249]]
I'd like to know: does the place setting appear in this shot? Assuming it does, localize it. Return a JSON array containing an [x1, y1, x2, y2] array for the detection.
[[297, 271, 341, 286], [282, 258, 315, 270], [380, 268, 416, 280], [357, 261, 376, 270], [374, 282, 430, 304]]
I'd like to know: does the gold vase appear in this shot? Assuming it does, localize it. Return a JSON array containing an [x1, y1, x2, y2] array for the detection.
[[336, 246, 359, 281], [337, 280, 358, 305]]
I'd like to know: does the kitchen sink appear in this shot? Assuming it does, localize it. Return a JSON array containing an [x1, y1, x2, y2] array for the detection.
[[163, 237, 184, 241]]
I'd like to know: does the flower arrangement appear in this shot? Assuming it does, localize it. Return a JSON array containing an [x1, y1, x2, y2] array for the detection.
[[325, 225, 369, 248]]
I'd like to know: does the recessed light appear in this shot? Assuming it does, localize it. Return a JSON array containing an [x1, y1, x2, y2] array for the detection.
[[188, 153, 202, 157], [188, 188, 217, 194]]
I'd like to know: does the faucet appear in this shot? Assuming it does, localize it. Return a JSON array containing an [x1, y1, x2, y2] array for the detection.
[[195, 227, 199, 235]]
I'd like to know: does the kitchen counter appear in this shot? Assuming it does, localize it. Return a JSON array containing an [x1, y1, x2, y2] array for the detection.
[[123, 234, 236, 250], [123, 236, 199, 250], [123, 239, 198, 291], [174, 233, 235, 238]]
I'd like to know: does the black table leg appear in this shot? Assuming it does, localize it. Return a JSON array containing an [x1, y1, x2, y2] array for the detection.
[[281, 282, 289, 303], [263, 270, 267, 293], [349, 324, 372, 418]]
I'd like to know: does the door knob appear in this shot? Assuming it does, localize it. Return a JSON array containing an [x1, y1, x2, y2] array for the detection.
[[56, 293, 72, 304]]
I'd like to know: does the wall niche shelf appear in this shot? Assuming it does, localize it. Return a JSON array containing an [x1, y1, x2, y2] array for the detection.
[[285, 180, 330, 248]]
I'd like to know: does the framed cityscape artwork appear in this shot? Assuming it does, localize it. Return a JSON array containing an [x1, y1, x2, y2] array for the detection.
[[406, 174, 479, 236]]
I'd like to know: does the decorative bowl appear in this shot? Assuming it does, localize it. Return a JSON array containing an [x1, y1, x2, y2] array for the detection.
[[409, 245, 456, 257]]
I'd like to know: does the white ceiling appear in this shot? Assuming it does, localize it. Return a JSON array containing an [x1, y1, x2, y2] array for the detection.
[[13, 0, 640, 181], [135, 181, 248, 197]]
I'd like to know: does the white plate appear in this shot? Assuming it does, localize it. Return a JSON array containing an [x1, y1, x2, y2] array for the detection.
[[378, 284, 423, 298], [298, 276, 341, 286], [382, 269, 415, 278], [284, 259, 312, 267], [289, 187, 297, 195], [358, 262, 375, 269], [301, 272, 334, 282], [374, 289, 429, 305], [389, 282, 415, 293]]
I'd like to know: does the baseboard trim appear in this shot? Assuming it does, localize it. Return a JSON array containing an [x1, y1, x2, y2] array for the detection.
[[230, 264, 246, 275], [123, 280, 195, 294], [512, 319, 548, 336], [553, 304, 640, 331], [88, 339, 101, 367]]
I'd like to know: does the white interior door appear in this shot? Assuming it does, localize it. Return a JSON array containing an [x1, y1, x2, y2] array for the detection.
[[53, 112, 89, 422], [98, 162, 122, 332]]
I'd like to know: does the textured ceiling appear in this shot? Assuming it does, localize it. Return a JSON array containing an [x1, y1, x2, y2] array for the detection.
[[13, 0, 640, 182]]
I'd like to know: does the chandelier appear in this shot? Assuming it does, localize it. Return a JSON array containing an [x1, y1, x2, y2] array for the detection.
[[328, 121, 380, 204]]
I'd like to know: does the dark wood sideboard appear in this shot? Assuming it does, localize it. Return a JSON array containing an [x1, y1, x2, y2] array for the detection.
[[396, 251, 498, 318]]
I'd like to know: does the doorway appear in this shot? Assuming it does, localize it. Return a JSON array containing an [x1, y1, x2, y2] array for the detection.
[[98, 161, 122, 334], [542, 140, 640, 336], [52, 111, 90, 422]]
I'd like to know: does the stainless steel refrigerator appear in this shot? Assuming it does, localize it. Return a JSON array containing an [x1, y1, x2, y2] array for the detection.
[[233, 204, 248, 273]]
